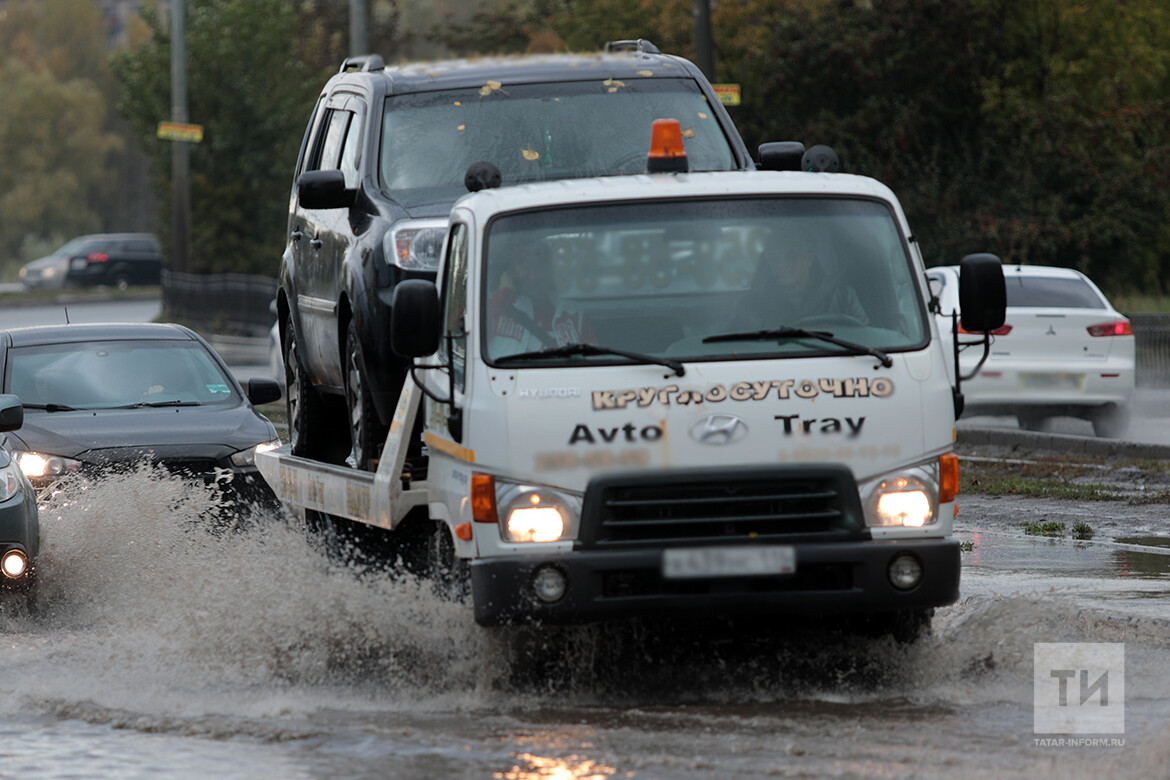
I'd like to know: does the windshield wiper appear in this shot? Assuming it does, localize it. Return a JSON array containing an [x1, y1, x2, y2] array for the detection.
[[114, 400, 204, 409], [497, 342, 686, 377], [22, 402, 82, 412], [703, 327, 893, 368]]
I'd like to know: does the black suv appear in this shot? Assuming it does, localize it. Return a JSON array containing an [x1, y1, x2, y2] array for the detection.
[[277, 41, 763, 469], [61, 233, 163, 290]]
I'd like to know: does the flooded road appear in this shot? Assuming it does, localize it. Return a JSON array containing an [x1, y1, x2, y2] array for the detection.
[[3, 468, 1170, 778]]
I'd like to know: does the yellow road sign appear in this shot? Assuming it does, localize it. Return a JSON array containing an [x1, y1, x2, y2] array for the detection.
[[712, 84, 741, 106], [157, 122, 204, 143]]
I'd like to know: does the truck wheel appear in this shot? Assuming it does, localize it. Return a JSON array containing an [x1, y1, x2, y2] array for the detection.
[[344, 320, 386, 471], [285, 313, 332, 458]]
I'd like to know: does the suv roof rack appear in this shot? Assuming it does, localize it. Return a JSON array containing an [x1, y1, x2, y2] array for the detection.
[[340, 54, 385, 73], [604, 39, 660, 55]]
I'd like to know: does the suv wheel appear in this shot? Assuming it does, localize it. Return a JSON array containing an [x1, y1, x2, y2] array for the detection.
[[285, 312, 332, 457], [345, 320, 386, 470]]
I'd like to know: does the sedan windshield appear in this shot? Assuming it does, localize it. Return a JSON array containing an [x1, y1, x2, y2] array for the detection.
[[481, 197, 928, 366], [7, 340, 239, 410], [381, 78, 736, 207]]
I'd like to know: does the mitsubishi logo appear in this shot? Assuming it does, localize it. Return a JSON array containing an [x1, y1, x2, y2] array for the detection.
[[689, 413, 748, 445], [1046, 325, 1056, 336]]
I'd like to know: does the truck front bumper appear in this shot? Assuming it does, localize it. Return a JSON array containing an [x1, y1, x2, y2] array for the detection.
[[470, 538, 960, 626]]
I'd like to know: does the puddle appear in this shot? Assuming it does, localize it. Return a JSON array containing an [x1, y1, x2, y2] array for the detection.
[[1116, 535, 1170, 549]]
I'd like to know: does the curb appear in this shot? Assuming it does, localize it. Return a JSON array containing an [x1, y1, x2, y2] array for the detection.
[[957, 426, 1170, 460]]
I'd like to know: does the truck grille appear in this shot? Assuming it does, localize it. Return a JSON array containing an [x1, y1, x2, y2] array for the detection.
[[579, 465, 865, 548]]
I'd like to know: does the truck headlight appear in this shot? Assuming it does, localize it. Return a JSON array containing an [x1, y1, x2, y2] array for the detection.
[[15, 451, 81, 482], [230, 440, 281, 467], [473, 474, 582, 543], [861, 461, 940, 528], [384, 219, 447, 271]]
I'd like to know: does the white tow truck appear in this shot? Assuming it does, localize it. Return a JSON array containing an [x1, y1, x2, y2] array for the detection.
[[257, 124, 1006, 638]]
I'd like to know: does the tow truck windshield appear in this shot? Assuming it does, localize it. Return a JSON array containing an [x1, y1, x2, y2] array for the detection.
[[481, 196, 929, 367]]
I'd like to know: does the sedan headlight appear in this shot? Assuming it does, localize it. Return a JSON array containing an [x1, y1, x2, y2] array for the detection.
[[0, 463, 21, 502], [230, 440, 281, 467], [15, 451, 82, 482], [384, 219, 447, 271], [473, 473, 582, 543], [861, 460, 942, 528]]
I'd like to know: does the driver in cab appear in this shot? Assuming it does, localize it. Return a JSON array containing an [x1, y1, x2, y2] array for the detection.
[[488, 241, 594, 356]]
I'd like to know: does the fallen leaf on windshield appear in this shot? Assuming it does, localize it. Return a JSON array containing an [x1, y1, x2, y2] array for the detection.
[[457, 124, 466, 131], [682, 127, 695, 138], [479, 80, 505, 97], [521, 148, 540, 161], [603, 78, 627, 92], [637, 70, 654, 76], [698, 112, 709, 120], [454, 101, 462, 106]]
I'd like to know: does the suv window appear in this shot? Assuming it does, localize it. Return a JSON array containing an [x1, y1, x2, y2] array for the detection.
[[313, 109, 352, 172], [1005, 277, 1105, 309], [381, 78, 736, 207], [125, 240, 157, 253]]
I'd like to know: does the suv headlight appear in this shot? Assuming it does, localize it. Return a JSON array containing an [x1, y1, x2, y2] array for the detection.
[[860, 460, 941, 528], [472, 473, 582, 543], [230, 440, 281, 467], [15, 451, 82, 482], [384, 219, 447, 271]]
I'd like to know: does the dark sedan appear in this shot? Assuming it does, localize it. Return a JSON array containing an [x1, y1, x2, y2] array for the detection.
[[0, 323, 282, 509]]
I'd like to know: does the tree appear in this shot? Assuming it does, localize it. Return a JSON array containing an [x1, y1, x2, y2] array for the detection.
[[111, 0, 396, 275], [0, 0, 139, 268]]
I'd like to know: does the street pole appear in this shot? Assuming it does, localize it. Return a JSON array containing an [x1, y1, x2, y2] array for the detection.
[[170, 0, 190, 274], [350, 0, 368, 56], [693, 0, 715, 82]]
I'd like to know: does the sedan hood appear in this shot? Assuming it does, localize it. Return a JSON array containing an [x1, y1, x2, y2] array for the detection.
[[9, 404, 277, 463]]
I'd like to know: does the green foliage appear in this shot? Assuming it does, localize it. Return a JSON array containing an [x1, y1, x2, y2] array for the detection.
[[1023, 520, 1066, 537], [110, 0, 365, 275], [0, 0, 139, 268]]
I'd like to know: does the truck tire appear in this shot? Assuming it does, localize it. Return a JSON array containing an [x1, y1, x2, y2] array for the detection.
[[285, 312, 333, 458], [344, 319, 386, 471]]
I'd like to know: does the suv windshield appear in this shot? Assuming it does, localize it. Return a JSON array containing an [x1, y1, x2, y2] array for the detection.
[[382, 78, 736, 207], [482, 197, 928, 366], [7, 341, 240, 410]]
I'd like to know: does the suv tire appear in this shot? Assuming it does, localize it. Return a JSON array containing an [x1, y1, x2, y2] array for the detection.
[[344, 319, 386, 470], [285, 312, 334, 457]]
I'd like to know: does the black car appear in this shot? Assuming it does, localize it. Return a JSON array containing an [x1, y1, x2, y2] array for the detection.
[[0, 323, 282, 508], [276, 40, 771, 471], [0, 395, 39, 609], [58, 233, 163, 290]]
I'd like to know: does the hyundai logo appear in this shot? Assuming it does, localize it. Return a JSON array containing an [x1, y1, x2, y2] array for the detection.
[[689, 414, 748, 445]]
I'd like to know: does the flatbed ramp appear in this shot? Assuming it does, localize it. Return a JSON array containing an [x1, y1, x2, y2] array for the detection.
[[255, 381, 427, 530]]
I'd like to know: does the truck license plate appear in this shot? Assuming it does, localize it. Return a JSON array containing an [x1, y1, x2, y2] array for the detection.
[[662, 545, 796, 579]]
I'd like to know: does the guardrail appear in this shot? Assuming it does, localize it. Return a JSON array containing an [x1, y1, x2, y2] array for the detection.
[[1129, 314, 1170, 388], [161, 270, 276, 338]]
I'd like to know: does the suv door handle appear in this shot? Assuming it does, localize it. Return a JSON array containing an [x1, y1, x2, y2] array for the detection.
[[309, 238, 323, 250], [291, 230, 303, 242]]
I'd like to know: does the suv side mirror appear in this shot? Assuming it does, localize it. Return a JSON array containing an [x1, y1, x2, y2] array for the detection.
[[0, 394, 23, 432], [391, 280, 442, 357], [246, 377, 283, 406], [297, 170, 355, 210], [958, 253, 1006, 332]]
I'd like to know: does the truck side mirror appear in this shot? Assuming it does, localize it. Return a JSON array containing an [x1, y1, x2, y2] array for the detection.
[[0, 394, 22, 432], [757, 141, 805, 171], [958, 253, 1006, 332], [390, 280, 442, 357], [297, 169, 355, 210]]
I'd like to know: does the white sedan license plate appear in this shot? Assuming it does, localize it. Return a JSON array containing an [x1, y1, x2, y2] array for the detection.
[[662, 545, 796, 579], [1019, 372, 1084, 391]]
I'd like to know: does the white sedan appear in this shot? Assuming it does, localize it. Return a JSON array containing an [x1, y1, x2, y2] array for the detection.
[[928, 264, 1134, 437]]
